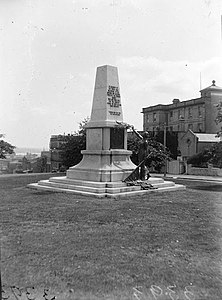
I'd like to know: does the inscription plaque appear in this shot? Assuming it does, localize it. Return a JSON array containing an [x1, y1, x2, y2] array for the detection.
[[110, 127, 124, 149], [107, 85, 121, 108]]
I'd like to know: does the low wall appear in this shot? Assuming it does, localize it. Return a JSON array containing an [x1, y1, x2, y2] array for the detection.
[[187, 164, 222, 176], [167, 160, 185, 174]]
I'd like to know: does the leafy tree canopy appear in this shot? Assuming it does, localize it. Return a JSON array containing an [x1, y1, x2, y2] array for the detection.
[[61, 135, 86, 168], [0, 136, 16, 159], [215, 102, 222, 125], [153, 130, 179, 159], [77, 117, 90, 136], [187, 149, 212, 168], [187, 141, 222, 168], [127, 132, 171, 172], [209, 142, 222, 168], [37, 155, 48, 173], [60, 118, 89, 168]]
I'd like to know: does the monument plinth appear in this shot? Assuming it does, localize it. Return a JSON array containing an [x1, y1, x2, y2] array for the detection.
[[67, 65, 136, 182], [28, 65, 185, 198]]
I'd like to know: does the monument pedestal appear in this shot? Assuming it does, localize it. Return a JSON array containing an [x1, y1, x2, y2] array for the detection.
[[67, 149, 136, 182]]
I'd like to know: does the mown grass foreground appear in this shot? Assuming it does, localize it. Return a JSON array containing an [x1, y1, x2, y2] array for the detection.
[[1, 174, 222, 299]]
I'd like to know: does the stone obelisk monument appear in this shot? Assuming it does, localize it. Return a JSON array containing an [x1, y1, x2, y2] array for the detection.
[[28, 65, 185, 197], [67, 65, 136, 182]]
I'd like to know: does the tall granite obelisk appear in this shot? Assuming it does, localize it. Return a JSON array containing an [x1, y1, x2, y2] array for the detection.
[[66, 65, 136, 182]]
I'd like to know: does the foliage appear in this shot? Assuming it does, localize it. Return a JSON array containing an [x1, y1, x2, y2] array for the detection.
[[187, 149, 212, 168], [215, 102, 222, 125], [215, 102, 222, 138], [0, 138, 16, 159], [153, 130, 179, 159], [36, 155, 48, 173], [76, 116, 90, 136], [61, 134, 86, 168], [60, 117, 89, 168], [127, 133, 171, 172], [187, 142, 222, 168], [209, 142, 222, 168]]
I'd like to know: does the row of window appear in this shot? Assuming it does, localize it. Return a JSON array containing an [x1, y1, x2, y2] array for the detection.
[[145, 106, 203, 123], [147, 123, 203, 132], [169, 107, 202, 120], [145, 113, 157, 122]]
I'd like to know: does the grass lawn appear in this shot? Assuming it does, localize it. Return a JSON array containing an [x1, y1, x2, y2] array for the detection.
[[1, 174, 222, 299]]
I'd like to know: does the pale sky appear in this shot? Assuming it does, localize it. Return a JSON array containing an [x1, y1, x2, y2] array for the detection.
[[0, 0, 222, 149]]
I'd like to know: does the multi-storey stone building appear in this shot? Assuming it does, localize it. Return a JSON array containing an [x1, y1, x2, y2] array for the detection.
[[49, 134, 69, 171], [142, 80, 222, 134]]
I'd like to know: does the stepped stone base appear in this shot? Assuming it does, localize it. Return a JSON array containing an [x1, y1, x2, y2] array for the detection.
[[28, 176, 185, 199]]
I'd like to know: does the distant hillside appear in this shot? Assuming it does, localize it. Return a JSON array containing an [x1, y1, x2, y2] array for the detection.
[[15, 147, 45, 155]]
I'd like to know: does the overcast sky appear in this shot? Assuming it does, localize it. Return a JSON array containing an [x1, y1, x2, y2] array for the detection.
[[0, 0, 222, 149]]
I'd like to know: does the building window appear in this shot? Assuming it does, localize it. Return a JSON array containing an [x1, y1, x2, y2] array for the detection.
[[198, 106, 202, 117], [146, 114, 149, 122], [198, 123, 203, 132], [170, 111, 173, 118], [188, 108, 192, 118], [153, 113, 157, 122], [188, 124, 193, 131]]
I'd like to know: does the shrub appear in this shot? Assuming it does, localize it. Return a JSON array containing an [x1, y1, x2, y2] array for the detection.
[[209, 142, 222, 168], [187, 142, 222, 168]]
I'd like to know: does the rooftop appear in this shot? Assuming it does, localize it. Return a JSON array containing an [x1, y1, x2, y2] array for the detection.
[[194, 132, 221, 143], [142, 80, 222, 113], [200, 80, 222, 92], [142, 97, 204, 112]]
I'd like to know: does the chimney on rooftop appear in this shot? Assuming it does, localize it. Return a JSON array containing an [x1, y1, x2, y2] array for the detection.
[[172, 98, 180, 104]]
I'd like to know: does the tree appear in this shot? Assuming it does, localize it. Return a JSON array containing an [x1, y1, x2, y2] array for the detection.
[[215, 102, 222, 140], [0, 135, 16, 159], [127, 132, 171, 172], [208, 142, 222, 168], [187, 148, 212, 168], [61, 118, 89, 168], [36, 155, 48, 173], [77, 117, 90, 135], [153, 130, 179, 159], [61, 135, 86, 168], [215, 102, 222, 125], [187, 142, 222, 168]]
